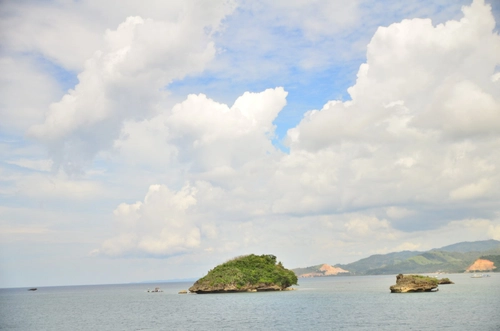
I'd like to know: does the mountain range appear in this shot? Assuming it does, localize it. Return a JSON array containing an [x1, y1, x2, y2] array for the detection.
[[293, 240, 500, 277]]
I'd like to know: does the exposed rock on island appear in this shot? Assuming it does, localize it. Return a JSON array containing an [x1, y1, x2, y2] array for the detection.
[[466, 258, 497, 272], [189, 254, 298, 294], [293, 264, 349, 278], [390, 274, 440, 293]]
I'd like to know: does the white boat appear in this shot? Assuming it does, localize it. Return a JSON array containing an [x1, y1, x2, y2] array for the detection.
[[147, 287, 163, 292]]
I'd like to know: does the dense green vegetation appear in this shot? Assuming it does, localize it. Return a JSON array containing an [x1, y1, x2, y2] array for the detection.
[[363, 251, 476, 274], [411, 274, 439, 286], [195, 254, 298, 289], [337, 251, 421, 275]]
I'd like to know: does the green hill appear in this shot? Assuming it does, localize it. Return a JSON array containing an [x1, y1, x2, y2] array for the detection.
[[337, 251, 421, 275], [433, 240, 500, 253], [306, 240, 500, 276], [189, 254, 298, 293], [363, 250, 480, 274]]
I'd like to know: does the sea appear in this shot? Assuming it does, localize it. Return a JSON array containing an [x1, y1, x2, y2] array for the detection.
[[1, 273, 499, 330]]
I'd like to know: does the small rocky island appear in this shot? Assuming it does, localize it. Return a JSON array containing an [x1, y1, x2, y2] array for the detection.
[[438, 277, 454, 285], [390, 274, 445, 293], [189, 254, 298, 293]]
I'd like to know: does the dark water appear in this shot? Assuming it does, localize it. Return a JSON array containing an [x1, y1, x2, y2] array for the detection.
[[1, 274, 499, 330]]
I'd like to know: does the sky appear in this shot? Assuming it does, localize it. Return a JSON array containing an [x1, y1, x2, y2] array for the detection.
[[0, 0, 499, 288]]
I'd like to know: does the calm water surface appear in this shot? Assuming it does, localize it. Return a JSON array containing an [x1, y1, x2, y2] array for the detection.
[[1, 274, 499, 330]]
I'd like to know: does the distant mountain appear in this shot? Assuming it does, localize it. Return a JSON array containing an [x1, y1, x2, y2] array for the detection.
[[336, 251, 421, 275], [360, 250, 481, 275], [433, 239, 500, 253], [297, 240, 500, 276]]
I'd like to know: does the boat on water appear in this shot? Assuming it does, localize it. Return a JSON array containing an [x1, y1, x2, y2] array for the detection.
[[147, 287, 163, 292], [28, 288, 37, 291], [471, 273, 490, 278]]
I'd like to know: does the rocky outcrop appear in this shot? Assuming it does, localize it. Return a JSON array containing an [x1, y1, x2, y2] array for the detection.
[[438, 277, 454, 284], [466, 259, 496, 272], [390, 274, 439, 293], [189, 282, 287, 293]]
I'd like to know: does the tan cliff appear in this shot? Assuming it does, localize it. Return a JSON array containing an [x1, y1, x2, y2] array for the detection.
[[299, 264, 349, 278], [466, 259, 496, 272]]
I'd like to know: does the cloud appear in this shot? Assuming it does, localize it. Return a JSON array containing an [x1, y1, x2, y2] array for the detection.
[[283, 0, 500, 219], [167, 88, 287, 171], [0, 1, 105, 72], [0, 225, 52, 235], [95, 183, 201, 258], [93, 0, 500, 260], [450, 179, 492, 200], [344, 215, 398, 240], [12, 173, 105, 200], [488, 223, 500, 240], [26, 2, 235, 174], [0, 56, 62, 134], [5, 158, 53, 172], [115, 87, 287, 174], [99, 87, 288, 257], [424, 218, 500, 246], [386, 207, 415, 219], [0, 0, 237, 72], [2, 0, 499, 288]]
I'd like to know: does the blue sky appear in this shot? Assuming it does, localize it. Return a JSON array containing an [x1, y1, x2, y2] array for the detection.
[[1, 0, 499, 287]]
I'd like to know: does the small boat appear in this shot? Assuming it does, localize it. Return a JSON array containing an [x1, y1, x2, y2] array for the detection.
[[471, 273, 489, 278], [28, 288, 37, 291], [147, 287, 163, 293]]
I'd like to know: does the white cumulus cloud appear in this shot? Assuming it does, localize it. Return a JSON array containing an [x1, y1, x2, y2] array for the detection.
[[282, 0, 500, 221], [27, 2, 235, 174], [97, 184, 201, 258], [96, 0, 500, 259]]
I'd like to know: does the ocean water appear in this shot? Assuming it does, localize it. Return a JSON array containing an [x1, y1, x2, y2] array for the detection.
[[1, 273, 499, 330]]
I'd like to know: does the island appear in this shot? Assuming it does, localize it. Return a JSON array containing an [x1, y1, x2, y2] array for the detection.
[[438, 277, 454, 284], [390, 274, 440, 293], [188, 254, 298, 293]]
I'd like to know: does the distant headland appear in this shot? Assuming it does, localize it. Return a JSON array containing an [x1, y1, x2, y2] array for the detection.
[[293, 239, 500, 277]]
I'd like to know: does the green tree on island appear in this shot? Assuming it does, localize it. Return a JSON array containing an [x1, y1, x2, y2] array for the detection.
[[189, 254, 298, 293]]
